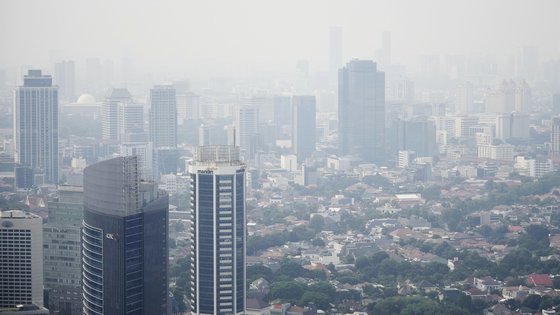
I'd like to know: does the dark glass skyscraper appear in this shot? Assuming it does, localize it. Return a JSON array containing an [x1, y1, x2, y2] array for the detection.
[[189, 146, 246, 315], [338, 60, 385, 163], [82, 156, 169, 315]]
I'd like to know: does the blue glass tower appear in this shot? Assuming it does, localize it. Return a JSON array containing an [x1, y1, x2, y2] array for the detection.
[[189, 146, 246, 315], [82, 156, 169, 315]]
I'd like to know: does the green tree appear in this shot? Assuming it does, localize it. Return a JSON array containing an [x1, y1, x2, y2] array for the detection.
[[309, 215, 325, 232], [299, 291, 330, 310], [270, 281, 306, 302]]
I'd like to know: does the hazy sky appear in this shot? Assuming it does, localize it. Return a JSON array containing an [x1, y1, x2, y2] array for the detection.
[[1, 0, 559, 76]]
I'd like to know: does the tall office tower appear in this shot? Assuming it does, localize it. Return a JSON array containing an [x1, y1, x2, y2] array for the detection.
[[517, 45, 539, 81], [338, 60, 386, 163], [149, 85, 177, 148], [54, 60, 75, 102], [456, 82, 473, 113], [176, 91, 200, 124], [44, 186, 84, 315], [329, 26, 343, 73], [551, 117, 560, 157], [117, 102, 144, 142], [395, 117, 437, 158], [13, 70, 59, 184], [495, 113, 530, 141], [292, 96, 316, 163], [235, 106, 259, 160], [189, 146, 246, 315], [273, 96, 292, 138], [82, 156, 169, 315], [514, 80, 532, 113], [85, 58, 102, 91], [102, 88, 132, 141], [0, 210, 43, 307], [375, 31, 392, 67], [554, 94, 560, 115], [199, 124, 210, 146]]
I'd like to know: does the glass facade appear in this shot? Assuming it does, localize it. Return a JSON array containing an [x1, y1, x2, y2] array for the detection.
[[190, 165, 246, 315]]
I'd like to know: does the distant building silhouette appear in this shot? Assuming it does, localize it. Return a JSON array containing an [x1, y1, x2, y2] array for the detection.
[[338, 60, 385, 163]]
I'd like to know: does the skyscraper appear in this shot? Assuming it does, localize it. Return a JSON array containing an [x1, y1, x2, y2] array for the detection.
[[273, 95, 292, 139], [82, 156, 169, 315], [395, 117, 437, 158], [338, 60, 386, 163], [329, 26, 343, 73], [551, 117, 560, 157], [236, 106, 259, 160], [189, 146, 246, 315], [149, 85, 177, 148], [117, 101, 144, 142], [13, 69, 59, 184], [44, 186, 84, 315], [292, 96, 316, 163], [54, 60, 75, 102], [102, 88, 132, 141], [0, 210, 44, 308]]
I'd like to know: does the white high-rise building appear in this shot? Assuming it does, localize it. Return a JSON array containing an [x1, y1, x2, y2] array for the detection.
[[102, 88, 132, 141], [189, 146, 246, 315], [149, 85, 177, 148], [117, 102, 144, 142], [13, 70, 59, 184], [0, 210, 44, 307]]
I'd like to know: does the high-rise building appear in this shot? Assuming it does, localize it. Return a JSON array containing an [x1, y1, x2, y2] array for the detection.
[[189, 146, 246, 315], [0, 210, 44, 308], [495, 113, 530, 141], [44, 186, 83, 315], [102, 88, 132, 141], [395, 117, 437, 158], [272, 96, 292, 138], [13, 70, 59, 184], [551, 117, 560, 157], [292, 96, 316, 163], [82, 156, 169, 315], [199, 124, 210, 146], [117, 102, 144, 142], [456, 82, 473, 114], [54, 60, 75, 102], [177, 91, 200, 124], [149, 85, 177, 148], [236, 106, 259, 160], [375, 31, 392, 67], [329, 26, 342, 74], [338, 60, 385, 163]]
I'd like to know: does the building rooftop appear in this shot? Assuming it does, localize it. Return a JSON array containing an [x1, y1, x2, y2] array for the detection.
[[0, 210, 40, 219]]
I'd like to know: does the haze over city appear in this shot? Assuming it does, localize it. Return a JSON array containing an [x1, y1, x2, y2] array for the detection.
[[1, 1, 560, 315]]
